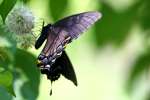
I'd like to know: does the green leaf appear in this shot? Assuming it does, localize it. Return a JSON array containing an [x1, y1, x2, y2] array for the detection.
[[0, 86, 12, 100], [49, 0, 69, 21], [0, 71, 15, 96], [0, 0, 17, 22], [0, 47, 14, 68], [139, 0, 150, 30], [20, 0, 30, 4], [0, 0, 3, 5], [14, 48, 40, 100], [0, 15, 3, 25], [0, 25, 17, 51], [127, 50, 150, 92], [94, 2, 140, 48], [21, 81, 38, 100], [6, 85, 15, 97]]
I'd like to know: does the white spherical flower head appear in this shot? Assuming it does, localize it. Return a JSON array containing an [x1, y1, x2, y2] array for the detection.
[[5, 6, 36, 49], [5, 6, 35, 35]]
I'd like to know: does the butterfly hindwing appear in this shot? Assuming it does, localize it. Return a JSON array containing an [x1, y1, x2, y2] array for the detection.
[[40, 51, 77, 86], [52, 51, 77, 86]]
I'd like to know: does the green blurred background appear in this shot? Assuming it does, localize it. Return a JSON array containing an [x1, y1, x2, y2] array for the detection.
[[0, 0, 150, 100]]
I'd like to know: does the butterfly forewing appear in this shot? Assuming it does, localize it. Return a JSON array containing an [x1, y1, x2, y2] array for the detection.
[[53, 11, 102, 39]]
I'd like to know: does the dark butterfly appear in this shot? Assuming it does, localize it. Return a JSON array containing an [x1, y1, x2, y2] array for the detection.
[[35, 11, 102, 95]]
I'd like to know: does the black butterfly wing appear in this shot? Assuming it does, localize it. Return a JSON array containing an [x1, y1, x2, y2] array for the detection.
[[53, 11, 102, 39], [51, 51, 77, 86], [35, 31, 48, 49], [35, 24, 51, 49]]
